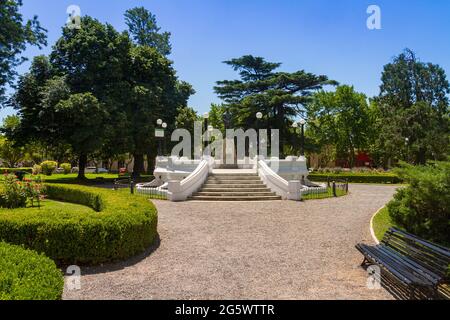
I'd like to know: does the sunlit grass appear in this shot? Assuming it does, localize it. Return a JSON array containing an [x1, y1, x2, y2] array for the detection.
[[0, 199, 95, 215], [302, 187, 347, 200]]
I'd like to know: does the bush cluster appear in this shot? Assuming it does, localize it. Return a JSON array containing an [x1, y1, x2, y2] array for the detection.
[[0, 184, 158, 265], [32, 164, 42, 175], [60, 163, 72, 174], [0, 174, 27, 208], [0, 175, 44, 209], [40, 161, 58, 176], [387, 162, 450, 247], [0, 242, 64, 300], [0, 168, 33, 174], [308, 172, 402, 184]]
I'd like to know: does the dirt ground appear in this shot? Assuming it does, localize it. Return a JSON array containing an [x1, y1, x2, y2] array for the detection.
[[64, 184, 397, 300]]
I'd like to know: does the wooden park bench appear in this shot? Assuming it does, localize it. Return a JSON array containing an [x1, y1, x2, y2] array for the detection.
[[356, 228, 450, 299]]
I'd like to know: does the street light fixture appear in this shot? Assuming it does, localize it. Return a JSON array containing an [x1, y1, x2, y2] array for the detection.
[[255, 112, 264, 155], [299, 119, 306, 156], [203, 113, 209, 156]]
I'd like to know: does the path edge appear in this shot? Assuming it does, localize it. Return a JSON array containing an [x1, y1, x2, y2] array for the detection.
[[369, 206, 385, 244]]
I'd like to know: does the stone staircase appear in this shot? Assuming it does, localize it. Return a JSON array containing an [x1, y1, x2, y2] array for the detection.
[[188, 172, 281, 201]]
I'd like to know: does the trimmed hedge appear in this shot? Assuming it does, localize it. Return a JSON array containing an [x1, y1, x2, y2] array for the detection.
[[0, 184, 158, 265], [0, 242, 64, 300], [0, 168, 33, 174], [308, 173, 403, 184]]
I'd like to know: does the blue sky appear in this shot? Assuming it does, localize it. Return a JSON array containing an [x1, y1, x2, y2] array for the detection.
[[2, 0, 450, 120]]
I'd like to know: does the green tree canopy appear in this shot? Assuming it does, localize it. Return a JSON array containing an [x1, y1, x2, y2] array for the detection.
[[375, 49, 449, 165], [0, 0, 46, 104], [0, 115, 25, 167], [214, 55, 337, 155], [307, 85, 374, 167], [125, 6, 171, 56], [55, 93, 108, 178]]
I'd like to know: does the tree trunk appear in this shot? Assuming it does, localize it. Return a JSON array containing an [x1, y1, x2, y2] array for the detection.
[[146, 151, 157, 175], [132, 154, 145, 179], [78, 153, 87, 180]]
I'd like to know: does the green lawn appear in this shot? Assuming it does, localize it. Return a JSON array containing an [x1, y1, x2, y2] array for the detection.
[[5, 173, 154, 185], [372, 206, 399, 241], [0, 199, 95, 214], [302, 187, 347, 200]]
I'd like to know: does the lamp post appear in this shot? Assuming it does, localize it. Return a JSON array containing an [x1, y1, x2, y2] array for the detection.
[[223, 110, 232, 129], [155, 119, 164, 156], [203, 112, 209, 156], [162, 122, 167, 156], [292, 122, 299, 155], [256, 112, 263, 155], [299, 119, 306, 156]]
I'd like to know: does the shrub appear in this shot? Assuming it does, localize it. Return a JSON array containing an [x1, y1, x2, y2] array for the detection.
[[0, 174, 27, 209], [0, 242, 64, 300], [32, 164, 42, 175], [60, 163, 71, 174], [22, 177, 45, 208], [40, 161, 57, 176], [0, 168, 33, 174], [387, 162, 450, 247], [0, 184, 158, 265], [308, 172, 402, 184]]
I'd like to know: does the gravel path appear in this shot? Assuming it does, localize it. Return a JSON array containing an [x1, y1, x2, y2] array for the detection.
[[64, 184, 397, 300]]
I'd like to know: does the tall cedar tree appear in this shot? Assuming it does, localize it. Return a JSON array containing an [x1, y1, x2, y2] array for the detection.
[[214, 55, 337, 156], [375, 49, 449, 165]]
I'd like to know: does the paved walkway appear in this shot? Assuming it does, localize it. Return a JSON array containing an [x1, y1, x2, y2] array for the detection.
[[64, 184, 397, 300]]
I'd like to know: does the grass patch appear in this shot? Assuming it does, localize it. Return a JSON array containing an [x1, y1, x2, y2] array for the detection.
[[6, 199, 96, 215], [34, 173, 153, 184], [302, 187, 347, 200], [372, 206, 399, 241], [309, 172, 403, 184], [0, 173, 155, 185]]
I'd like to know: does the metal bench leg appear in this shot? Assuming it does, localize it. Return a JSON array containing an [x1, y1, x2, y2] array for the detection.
[[360, 257, 369, 267], [409, 286, 416, 300]]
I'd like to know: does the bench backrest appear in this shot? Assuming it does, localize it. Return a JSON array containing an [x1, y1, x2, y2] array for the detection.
[[381, 228, 450, 280]]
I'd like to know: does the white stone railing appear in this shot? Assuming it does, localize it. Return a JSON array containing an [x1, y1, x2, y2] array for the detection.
[[299, 185, 328, 196], [167, 160, 210, 201], [258, 160, 301, 201]]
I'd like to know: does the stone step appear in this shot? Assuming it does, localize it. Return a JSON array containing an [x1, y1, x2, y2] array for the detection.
[[201, 187, 270, 192], [188, 195, 282, 201], [194, 191, 277, 197], [205, 180, 263, 184], [211, 173, 258, 177], [203, 183, 265, 188], [208, 176, 259, 180], [193, 171, 279, 201]]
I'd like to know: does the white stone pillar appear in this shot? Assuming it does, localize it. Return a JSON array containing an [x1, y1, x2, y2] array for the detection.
[[287, 180, 301, 201]]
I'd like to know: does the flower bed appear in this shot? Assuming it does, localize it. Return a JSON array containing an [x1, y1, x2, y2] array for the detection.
[[0, 184, 158, 265]]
